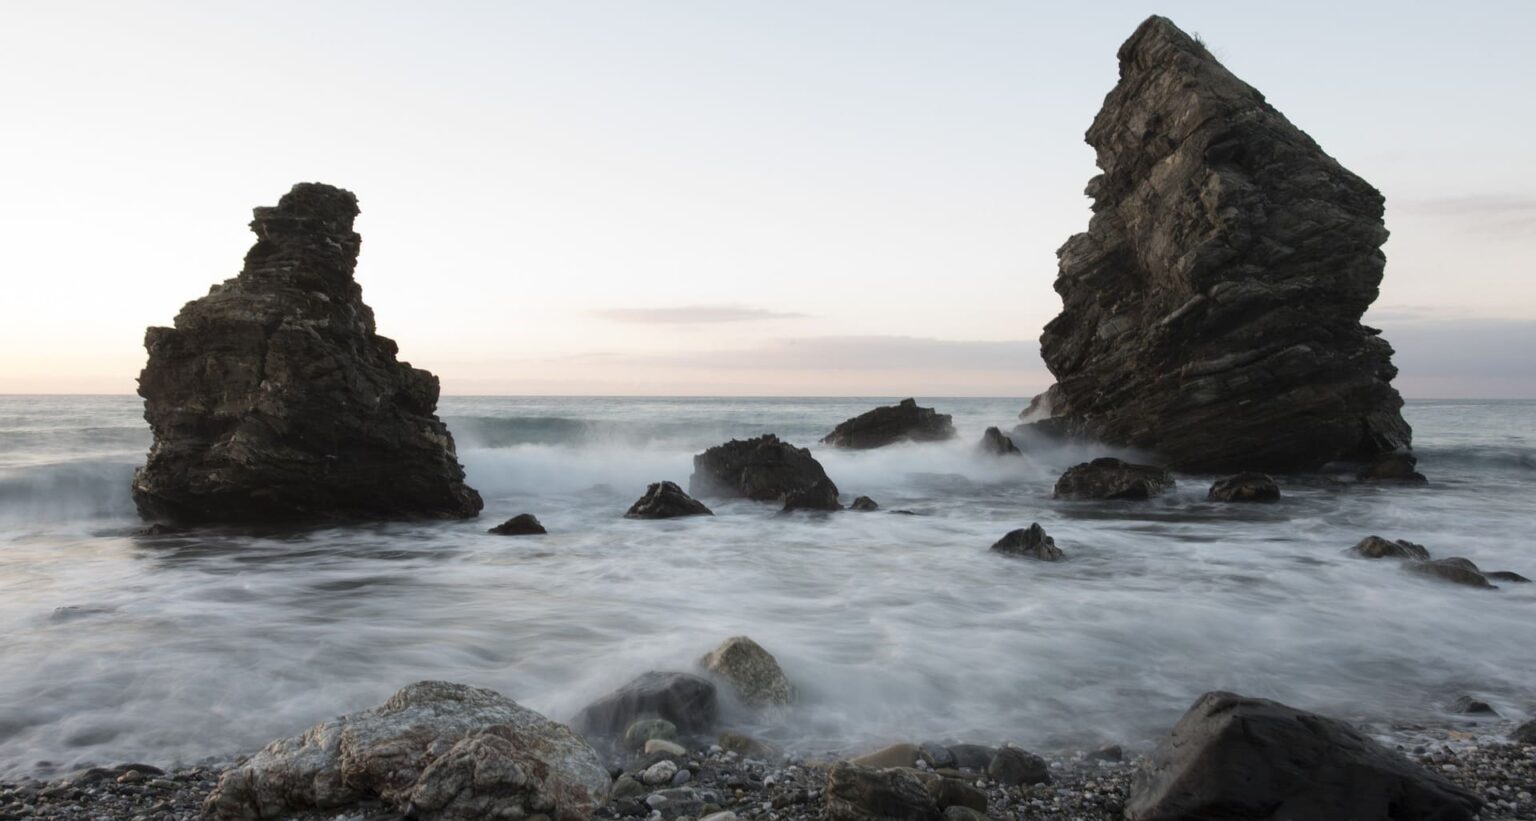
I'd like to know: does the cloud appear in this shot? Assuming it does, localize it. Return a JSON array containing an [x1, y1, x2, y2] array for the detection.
[[639, 335, 1038, 371], [591, 305, 808, 324], [1395, 194, 1536, 237]]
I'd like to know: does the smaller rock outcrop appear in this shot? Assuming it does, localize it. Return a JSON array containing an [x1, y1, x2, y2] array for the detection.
[[1512, 719, 1536, 744], [1358, 452, 1428, 484], [203, 681, 609, 821], [850, 496, 880, 512], [488, 513, 547, 535], [1124, 691, 1482, 821], [822, 399, 957, 449], [698, 636, 795, 708], [987, 746, 1050, 787], [824, 762, 939, 821], [690, 434, 839, 505], [990, 524, 1064, 561], [1450, 695, 1497, 716], [626, 481, 713, 519], [572, 672, 719, 738], [1207, 473, 1279, 502], [1488, 570, 1531, 583], [1053, 458, 1173, 500], [978, 427, 1021, 456], [1406, 557, 1496, 589], [783, 479, 843, 512], [1347, 535, 1429, 560]]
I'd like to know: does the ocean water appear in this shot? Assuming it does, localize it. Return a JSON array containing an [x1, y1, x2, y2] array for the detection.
[[0, 395, 1533, 778]]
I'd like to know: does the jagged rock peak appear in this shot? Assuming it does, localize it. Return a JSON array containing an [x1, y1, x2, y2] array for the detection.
[[132, 182, 483, 523], [1025, 16, 1411, 473]]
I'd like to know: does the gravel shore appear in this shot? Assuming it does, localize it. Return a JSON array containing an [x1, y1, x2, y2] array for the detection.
[[3, 732, 1532, 820]]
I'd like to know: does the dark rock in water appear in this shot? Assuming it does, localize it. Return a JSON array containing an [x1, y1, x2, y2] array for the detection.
[[1023, 16, 1412, 473], [487, 513, 546, 535], [1347, 535, 1430, 560], [573, 672, 718, 737], [1207, 472, 1279, 503], [782, 479, 843, 512], [203, 681, 608, 820], [133, 183, 482, 524], [978, 426, 1021, 456], [1487, 570, 1531, 583], [1054, 457, 1173, 500], [690, 434, 838, 505], [990, 524, 1064, 561], [1124, 691, 1482, 821], [626, 481, 713, 519], [135, 522, 186, 536], [824, 762, 939, 821], [1358, 451, 1428, 484], [1513, 719, 1536, 744], [987, 746, 1050, 786], [850, 495, 880, 512], [1405, 557, 1495, 589], [1450, 695, 1497, 716], [946, 744, 996, 772], [822, 399, 957, 449]]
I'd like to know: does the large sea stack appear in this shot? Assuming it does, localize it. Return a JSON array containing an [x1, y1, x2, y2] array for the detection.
[[133, 183, 482, 522], [1025, 17, 1412, 472]]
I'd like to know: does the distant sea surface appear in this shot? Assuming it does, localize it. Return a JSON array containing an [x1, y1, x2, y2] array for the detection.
[[0, 395, 1533, 777]]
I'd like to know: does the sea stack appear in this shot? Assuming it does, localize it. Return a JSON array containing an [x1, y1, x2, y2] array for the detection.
[[132, 183, 483, 522], [1024, 17, 1412, 472]]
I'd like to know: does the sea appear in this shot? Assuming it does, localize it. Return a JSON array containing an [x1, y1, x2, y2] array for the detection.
[[0, 395, 1532, 778]]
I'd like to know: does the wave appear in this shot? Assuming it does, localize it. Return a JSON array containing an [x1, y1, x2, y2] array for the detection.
[[1416, 444, 1536, 472], [0, 458, 139, 522]]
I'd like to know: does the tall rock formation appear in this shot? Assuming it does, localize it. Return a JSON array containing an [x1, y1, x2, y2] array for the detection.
[[133, 183, 482, 522], [1025, 16, 1412, 472]]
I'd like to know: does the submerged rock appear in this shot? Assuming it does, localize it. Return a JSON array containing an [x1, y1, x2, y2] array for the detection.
[[1207, 472, 1279, 502], [1406, 557, 1495, 589], [782, 479, 843, 512], [850, 495, 880, 512], [1358, 452, 1429, 484], [626, 481, 713, 519], [488, 513, 547, 535], [1487, 570, 1531, 583], [203, 681, 608, 821], [132, 183, 482, 523], [690, 434, 839, 506], [990, 524, 1065, 561], [1125, 691, 1481, 821], [572, 672, 718, 738], [1023, 17, 1412, 473], [822, 399, 956, 449], [1513, 720, 1536, 744], [824, 762, 939, 821], [1347, 534, 1430, 560], [1450, 695, 1497, 716], [978, 426, 1021, 456], [698, 636, 795, 707], [1054, 457, 1173, 500]]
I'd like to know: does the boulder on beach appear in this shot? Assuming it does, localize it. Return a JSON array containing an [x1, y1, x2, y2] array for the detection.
[[698, 636, 795, 708], [1347, 534, 1430, 560], [1405, 557, 1496, 589], [625, 481, 713, 519], [572, 671, 719, 738], [133, 183, 482, 524], [824, 761, 939, 821], [203, 681, 609, 821], [978, 426, 1021, 456], [822, 399, 957, 449], [1021, 16, 1413, 473], [1513, 719, 1536, 744], [990, 524, 1064, 561], [850, 495, 880, 512], [1124, 691, 1482, 821], [488, 513, 547, 535], [1207, 472, 1279, 503], [1053, 457, 1173, 500], [987, 745, 1050, 786], [690, 434, 839, 506]]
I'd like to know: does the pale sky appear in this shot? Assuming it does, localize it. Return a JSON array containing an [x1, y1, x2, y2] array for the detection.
[[2, 1, 1532, 396]]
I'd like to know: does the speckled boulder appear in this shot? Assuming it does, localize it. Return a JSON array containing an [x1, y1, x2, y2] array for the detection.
[[699, 636, 795, 708]]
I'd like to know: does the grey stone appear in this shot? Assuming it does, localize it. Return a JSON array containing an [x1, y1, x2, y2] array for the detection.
[[822, 399, 956, 449], [1207, 473, 1280, 502], [1348, 535, 1431, 560], [986, 746, 1050, 786], [1054, 458, 1173, 501], [698, 636, 794, 708], [824, 762, 940, 820], [990, 524, 1064, 561], [626, 481, 713, 519], [573, 672, 718, 737]]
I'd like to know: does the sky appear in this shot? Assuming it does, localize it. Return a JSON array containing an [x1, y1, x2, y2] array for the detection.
[[1, 1, 1532, 397]]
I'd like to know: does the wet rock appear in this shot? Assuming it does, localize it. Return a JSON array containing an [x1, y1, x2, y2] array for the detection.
[[987, 745, 1050, 786], [1405, 558, 1495, 589], [1450, 696, 1497, 716], [822, 399, 957, 449], [641, 760, 680, 786], [925, 777, 987, 813], [573, 672, 718, 737], [690, 434, 840, 507], [1087, 743, 1124, 762], [917, 743, 956, 770], [698, 636, 795, 708], [1487, 570, 1532, 583], [1023, 17, 1412, 473], [990, 524, 1064, 561], [624, 718, 677, 748], [1053, 458, 1173, 500], [625, 481, 713, 519], [824, 761, 940, 820], [133, 183, 482, 523], [645, 739, 687, 757], [942, 808, 988, 821], [850, 743, 921, 769], [946, 744, 996, 772], [203, 681, 608, 820], [1347, 535, 1430, 560], [1359, 452, 1428, 484], [718, 732, 778, 759], [1207, 472, 1279, 502], [850, 496, 880, 512], [1124, 690, 1482, 821], [782, 479, 844, 512], [488, 513, 546, 535], [978, 427, 1021, 456], [1512, 720, 1536, 744]]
